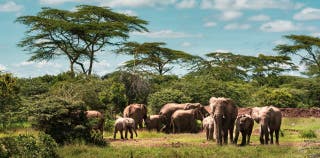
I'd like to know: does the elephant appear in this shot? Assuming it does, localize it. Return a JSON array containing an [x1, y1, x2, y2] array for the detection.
[[210, 97, 238, 145], [250, 106, 282, 145], [233, 114, 254, 146], [113, 117, 138, 139], [171, 107, 205, 133], [84, 110, 105, 133], [144, 115, 164, 132], [159, 103, 202, 133], [202, 115, 215, 140], [123, 103, 147, 129]]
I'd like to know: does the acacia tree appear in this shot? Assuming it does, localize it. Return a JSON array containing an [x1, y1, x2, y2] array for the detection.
[[16, 5, 148, 75], [274, 35, 320, 76], [190, 52, 296, 84], [116, 42, 195, 76]]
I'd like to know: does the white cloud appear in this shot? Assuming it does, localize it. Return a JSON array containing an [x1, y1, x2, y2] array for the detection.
[[260, 20, 300, 32], [311, 33, 320, 37], [181, 42, 191, 47], [0, 1, 23, 12], [248, 14, 270, 21], [100, 0, 176, 8], [272, 39, 287, 45], [224, 23, 251, 30], [220, 11, 242, 21], [15, 61, 62, 69], [200, 0, 303, 10], [117, 10, 137, 16], [294, 8, 320, 21], [214, 49, 230, 53], [176, 0, 196, 9], [204, 22, 217, 27], [39, 0, 85, 5], [132, 30, 202, 38], [0, 64, 6, 71]]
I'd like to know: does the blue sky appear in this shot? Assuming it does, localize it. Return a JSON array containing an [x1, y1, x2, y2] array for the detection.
[[0, 0, 320, 77]]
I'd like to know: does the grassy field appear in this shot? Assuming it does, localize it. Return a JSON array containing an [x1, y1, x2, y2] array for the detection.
[[1, 118, 319, 158], [57, 117, 320, 158]]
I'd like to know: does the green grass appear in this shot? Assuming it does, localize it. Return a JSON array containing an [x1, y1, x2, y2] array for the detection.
[[1, 118, 319, 158]]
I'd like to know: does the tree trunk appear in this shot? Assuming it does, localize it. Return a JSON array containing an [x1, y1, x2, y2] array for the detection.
[[88, 51, 94, 75]]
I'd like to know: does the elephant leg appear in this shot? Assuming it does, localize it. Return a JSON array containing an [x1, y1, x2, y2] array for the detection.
[[210, 128, 214, 140], [260, 129, 264, 144], [240, 131, 246, 146], [129, 128, 133, 139], [229, 121, 235, 143], [247, 132, 252, 145], [265, 131, 269, 144], [113, 130, 117, 139], [124, 129, 128, 139], [234, 129, 239, 145], [223, 128, 228, 144], [120, 130, 124, 139], [206, 128, 209, 140], [270, 129, 274, 144], [275, 129, 280, 145]]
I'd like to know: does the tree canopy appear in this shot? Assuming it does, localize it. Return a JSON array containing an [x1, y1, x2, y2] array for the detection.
[[274, 35, 320, 77], [16, 5, 148, 75], [116, 42, 195, 75]]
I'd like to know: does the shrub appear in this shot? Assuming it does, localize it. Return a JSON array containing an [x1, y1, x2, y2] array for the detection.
[[299, 130, 317, 138], [148, 88, 191, 113], [0, 133, 58, 158]]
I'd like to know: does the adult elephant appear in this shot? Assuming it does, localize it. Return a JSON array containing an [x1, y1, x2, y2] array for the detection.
[[85, 110, 105, 133], [159, 103, 202, 133], [123, 104, 147, 129], [250, 106, 282, 145], [145, 115, 164, 132], [171, 107, 205, 133], [210, 97, 238, 145]]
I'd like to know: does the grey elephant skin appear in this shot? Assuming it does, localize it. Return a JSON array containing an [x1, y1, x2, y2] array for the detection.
[[210, 97, 238, 145], [145, 115, 163, 132], [123, 103, 147, 129], [233, 114, 254, 146], [202, 115, 215, 140], [171, 107, 204, 133], [251, 106, 282, 145], [159, 103, 202, 133], [85, 110, 105, 133], [113, 117, 138, 139]]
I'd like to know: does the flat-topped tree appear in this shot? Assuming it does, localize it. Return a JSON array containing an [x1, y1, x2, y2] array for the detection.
[[16, 5, 148, 75], [117, 42, 195, 76], [274, 35, 320, 77]]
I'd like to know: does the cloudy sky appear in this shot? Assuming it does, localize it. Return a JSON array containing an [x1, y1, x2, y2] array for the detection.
[[0, 0, 319, 77]]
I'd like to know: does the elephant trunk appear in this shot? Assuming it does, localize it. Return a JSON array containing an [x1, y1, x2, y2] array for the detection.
[[214, 114, 223, 145]]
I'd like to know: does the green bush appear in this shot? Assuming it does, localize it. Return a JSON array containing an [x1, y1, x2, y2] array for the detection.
[[299, 130, 317, 138], [0, 133, 58, 158], [252, 87, 303, 108], [148, 88, 191, 113]]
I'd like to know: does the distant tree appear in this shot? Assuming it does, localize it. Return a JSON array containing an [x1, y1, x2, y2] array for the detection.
[[190, 52, 296, 85], [0, 73, 21, 129], [16, 5, 148, 75], [116, 42, 195, 75], [274, 35, 320, 76]]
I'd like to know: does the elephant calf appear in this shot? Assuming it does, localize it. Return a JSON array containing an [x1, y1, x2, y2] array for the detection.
[[233, 114, 254, 146], [171, 108, 204, 133], [145, 115, 163, 132], [202, 115, 215, 140], [114, 117, 138, 140]]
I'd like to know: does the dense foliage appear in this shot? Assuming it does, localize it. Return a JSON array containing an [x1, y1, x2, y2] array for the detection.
[[0, 133, 58, 158]]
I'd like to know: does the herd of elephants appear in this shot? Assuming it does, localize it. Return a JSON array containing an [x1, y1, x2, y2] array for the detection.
[[92, 97, 282, 146]]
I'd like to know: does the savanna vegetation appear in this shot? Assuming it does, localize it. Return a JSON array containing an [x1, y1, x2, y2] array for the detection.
[[0, 4, 320, 158]]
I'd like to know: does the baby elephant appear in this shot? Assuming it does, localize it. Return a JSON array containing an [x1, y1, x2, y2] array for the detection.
[[114, 117, 138, 139], [145, 115, 163, 132], [202, 115, 215, 140], [233, 114, 254, 146]]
